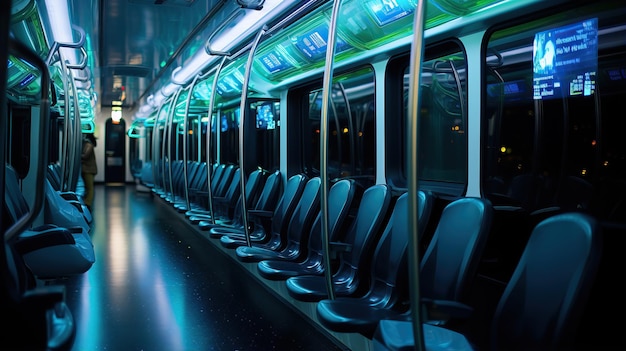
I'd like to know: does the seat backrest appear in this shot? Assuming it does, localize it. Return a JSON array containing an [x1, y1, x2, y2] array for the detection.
[[365, 190, 433, 308], [209, 163, 226, 193], [214, 164, 236, 197], [167, 160, 185, 194], [420, 197, 493, 304], [335, 183, 392, 294], [140, 161, 153, 185], [267, 174, 308, 243], [555, 175, 594, 211], [183, 161, 201, 190], [222, 168, 241, 203], [244, 169, 266, 209], [282, 177, 321, 256], [188, 162, 207, 191], [44, 178, 90, 232], [210, 167, 240, 218], [507, 173, 542, 211], [491, 212, 602, 351], [253, 170, 282, 212], [4, 165, 29, 222], [227, 169, 267, 227], [46, 164, 62, 191], [307, 179, 357, 260]]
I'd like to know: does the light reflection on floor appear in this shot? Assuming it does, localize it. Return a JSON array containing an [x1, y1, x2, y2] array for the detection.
[[56, 184, 345, 351]]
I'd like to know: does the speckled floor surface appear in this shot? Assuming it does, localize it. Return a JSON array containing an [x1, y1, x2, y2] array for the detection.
[[57, 184, 346, 351]]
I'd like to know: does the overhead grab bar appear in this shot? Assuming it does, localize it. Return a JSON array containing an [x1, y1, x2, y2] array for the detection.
[[205, 10, 243, 57], [236, 0, 265, 10], [46, 24, 88, 70], [170, 66, 186, 86], [239, 24, 268, 247]]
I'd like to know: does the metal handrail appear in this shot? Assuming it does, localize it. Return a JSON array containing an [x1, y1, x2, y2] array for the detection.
[[204, 56, 228, 224], [407, 1, 428, 350], [319, 0, 343, 301], [238, 25, 267, 247]]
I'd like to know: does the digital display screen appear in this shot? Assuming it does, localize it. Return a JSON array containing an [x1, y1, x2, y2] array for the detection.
[[220, 109, 240, 132], [607, 67, 626, 81], [487, 80, 529, 101], [366, 0, 413, 26], [259, 50, 293, 74], [533, 18, 598, 100], [256, 102, 278, 130], [216, 71, 243, 95], [19, 73, 36, 87], [292, 25, 351, 62]]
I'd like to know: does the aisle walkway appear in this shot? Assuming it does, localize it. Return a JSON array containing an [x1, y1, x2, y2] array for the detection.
[[56, 184, 346, 351]]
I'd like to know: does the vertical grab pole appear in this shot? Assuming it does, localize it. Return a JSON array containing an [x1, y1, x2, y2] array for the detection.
[[152, 102, 166, 194], [239, 26, 267, 247], [205, 56, 227, 224], [320, 0, 343, 300], [407, 1, 427, 350], [0, 0, 9, 235], [160, 101, 171, 194], [181, 76, 199, 212], [166, 92, 180, 201]]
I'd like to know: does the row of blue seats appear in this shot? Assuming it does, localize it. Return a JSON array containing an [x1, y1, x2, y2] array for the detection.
[[3, 162, 99, 350], [6, 164, 95, 279], [148, 162, 602, 350]]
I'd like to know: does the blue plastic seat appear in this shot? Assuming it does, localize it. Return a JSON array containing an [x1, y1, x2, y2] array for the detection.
[[373, 212, 602, 351], [235, 177, 321, 263], [198, 168, 266, 231], [217, 173, 307, 250], [205, 169, 281, 236], [315, 191, 434, 337], [5, 165, 95, 279], [209, 170, 282, 241], [285, 184, 392, 301], [193, 167, 241, 227], [256, 179, 356, 280]]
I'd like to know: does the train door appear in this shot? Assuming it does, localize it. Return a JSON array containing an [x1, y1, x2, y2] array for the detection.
[[105, 118, 126, 183]]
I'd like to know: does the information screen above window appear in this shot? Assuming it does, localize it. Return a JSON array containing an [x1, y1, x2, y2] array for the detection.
[[532, 18, 598, 100]]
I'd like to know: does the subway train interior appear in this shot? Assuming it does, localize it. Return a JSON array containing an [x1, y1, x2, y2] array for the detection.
[[2, 0, 626, 350]]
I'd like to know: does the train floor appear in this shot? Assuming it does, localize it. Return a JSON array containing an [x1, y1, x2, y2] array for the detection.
[[50, 183, 346, 351]]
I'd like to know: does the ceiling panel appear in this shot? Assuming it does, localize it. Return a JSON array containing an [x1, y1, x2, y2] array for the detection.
[[72, 0, 225, 109]]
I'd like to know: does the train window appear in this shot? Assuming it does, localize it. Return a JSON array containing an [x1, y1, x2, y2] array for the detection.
[[386, 42, 468, 194], [8, 105, 32, 179], [211, 99, 279, 173], [218, 107, 240, 165], [297, 67, 376, 185], [483, 3, 626, 223], [251, 100, 280, 172]]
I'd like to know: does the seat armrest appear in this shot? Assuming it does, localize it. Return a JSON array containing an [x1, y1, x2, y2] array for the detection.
[[421, 298, 474, 324], [329, 242, 352, 259], [248, 209, 273, 218], [22, 285, 66, 311], [493, 205, 526, 213], [68, 226, 85, 234], [213, 196, 228, 204], [530, 206, 562, 224], [16, 228, 76, 254], [59, 192, 80, 202]]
